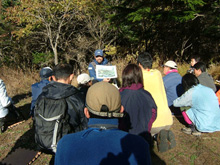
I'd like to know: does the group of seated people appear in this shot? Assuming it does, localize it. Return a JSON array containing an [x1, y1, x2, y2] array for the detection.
[[0, 50, 220, 164]]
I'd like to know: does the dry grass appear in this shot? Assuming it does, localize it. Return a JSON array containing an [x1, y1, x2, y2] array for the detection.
[[209, 64, 220, 81], [0, 66, 38, 97]]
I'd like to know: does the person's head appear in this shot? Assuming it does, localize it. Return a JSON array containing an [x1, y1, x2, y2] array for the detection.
[[190, 55, 201, 67], [137, 52, 153, 69], [40, 67, 53, 81], [94, 49, 104, 64], [163, 60, 177, 74], [193, 62, 206, 77], [77, 73, 93, 87], [182, 73, 199, 91], [122, 64, 143, 88], [84, 81, 124, 119], [52, 64, 74, 84]]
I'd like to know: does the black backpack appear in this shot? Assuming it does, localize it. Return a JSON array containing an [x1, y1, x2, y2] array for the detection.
[[34, 97, 72, 153]]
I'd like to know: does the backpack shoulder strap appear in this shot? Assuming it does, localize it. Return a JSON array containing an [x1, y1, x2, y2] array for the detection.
[[90, 61, 96, 70]]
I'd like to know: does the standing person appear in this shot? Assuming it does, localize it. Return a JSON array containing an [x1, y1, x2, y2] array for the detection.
[[193, 62, 217, 92], [0, 79, 23, 133], [137, 52, 173, 136], [34, 64, 87, 153], [173, 74, 220, 136], [55, 82, 151, 165], [88, 49, 111, 82], [119, 64, 157, 145], [163, 60, 183, 113], [30, 67, 53, 117]]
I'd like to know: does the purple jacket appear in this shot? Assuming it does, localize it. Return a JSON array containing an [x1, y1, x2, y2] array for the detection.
[[119, 83, 157, 139]]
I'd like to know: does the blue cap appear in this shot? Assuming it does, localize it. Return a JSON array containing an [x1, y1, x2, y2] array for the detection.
[[94, 49, 103, 57], [40, 67, 53, 80]]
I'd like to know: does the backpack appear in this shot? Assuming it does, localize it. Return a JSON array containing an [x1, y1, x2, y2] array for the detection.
[[34, 97, 72, 153]]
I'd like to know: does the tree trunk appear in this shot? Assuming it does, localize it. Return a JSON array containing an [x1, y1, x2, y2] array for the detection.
[[53, 48, 58, 65]]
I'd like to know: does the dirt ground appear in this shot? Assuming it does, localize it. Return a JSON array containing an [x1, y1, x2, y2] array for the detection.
[[0, 94, 220, 165]]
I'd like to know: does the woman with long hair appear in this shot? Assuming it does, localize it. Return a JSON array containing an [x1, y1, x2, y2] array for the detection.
[[119, 64, 157, 143]]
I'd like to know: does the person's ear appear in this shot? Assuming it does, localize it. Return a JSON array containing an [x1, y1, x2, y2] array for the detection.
[[52, 75, 56, 81], [120, 105, 124, 113], [69, 74, 74, 81], [84, 107, 90, 118], [48, 76, 53, 81]]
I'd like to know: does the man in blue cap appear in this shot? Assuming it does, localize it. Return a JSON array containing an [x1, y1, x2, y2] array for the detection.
[[30, 67, 53, 117], [88, 49, 110, 82]]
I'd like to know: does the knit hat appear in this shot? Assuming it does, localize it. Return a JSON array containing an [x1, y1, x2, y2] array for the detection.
[[86, 82, 123, 118], [77, 73, 93, 85], [40, 67, 53, 80], [94, 49, 104, 57], [164, 61, 177, 69]]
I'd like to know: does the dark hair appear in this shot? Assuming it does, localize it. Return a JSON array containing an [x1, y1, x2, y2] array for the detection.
[[191, 55, 201, 63], [182, 73, 199, 91], [77, 81, 91, 88], [137, 52, 153, 69], [122, 64, 143, 87], [53, 64, 73, 80], [193, 62, 206, 72]]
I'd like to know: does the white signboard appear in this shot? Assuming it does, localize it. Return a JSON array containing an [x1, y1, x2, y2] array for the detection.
[[96, 65, 117, 79]]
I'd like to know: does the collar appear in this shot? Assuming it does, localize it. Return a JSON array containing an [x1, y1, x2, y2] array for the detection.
[[119, 83, 143, 92], [165, 69, 178, 75], [88, 118, 118, 129]]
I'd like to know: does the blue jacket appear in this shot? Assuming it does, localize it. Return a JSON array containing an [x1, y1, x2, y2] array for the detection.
[[163, 72, 183, 107], [55, 118, 151, 165], [31, 80, 50, 116], [174, 84, 220, 132], [88, 58, 109, 81], [119, 85, 157, 138]]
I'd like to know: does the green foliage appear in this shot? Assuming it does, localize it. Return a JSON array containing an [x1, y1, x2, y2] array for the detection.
[[1, 0, 20, 10], [0, 0, 219, 69], [32, 52, 53, 66]]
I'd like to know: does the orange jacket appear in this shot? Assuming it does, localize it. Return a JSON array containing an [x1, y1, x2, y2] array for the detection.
[[216, 89, 220, 105]]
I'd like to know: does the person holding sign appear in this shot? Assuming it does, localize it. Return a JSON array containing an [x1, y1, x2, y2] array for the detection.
[[88, 49, 111, 82]]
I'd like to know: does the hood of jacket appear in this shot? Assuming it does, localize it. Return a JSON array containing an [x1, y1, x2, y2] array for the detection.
[[41, 81, 79, 99]]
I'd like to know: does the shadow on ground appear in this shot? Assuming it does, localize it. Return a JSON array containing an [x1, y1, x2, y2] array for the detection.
[[18, 103, 31, 120], [12, 92, 32, 104]]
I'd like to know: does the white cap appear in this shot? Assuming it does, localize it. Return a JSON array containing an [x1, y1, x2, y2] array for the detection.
[[164, 60, 177, 69], [77, 73, 93, 85]]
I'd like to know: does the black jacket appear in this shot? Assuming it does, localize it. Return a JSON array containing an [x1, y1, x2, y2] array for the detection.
[[38, 81, 87, 132]]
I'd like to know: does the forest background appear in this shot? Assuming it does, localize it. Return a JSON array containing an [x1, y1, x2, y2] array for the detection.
[[0, 0, 219, 74]]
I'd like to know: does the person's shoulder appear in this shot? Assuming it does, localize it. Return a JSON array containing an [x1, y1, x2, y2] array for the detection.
[[149, 69, 163, 77], [0, 80, 6, 90], [0, 79, 4, 86], [88, 61, 97, 69], [32, 80, 49, 89], [103, 58, 109, 65], [67, 87, 85, 102]]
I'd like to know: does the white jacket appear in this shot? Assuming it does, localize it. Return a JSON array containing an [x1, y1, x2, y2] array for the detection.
[[0, 79, 11, 118]]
